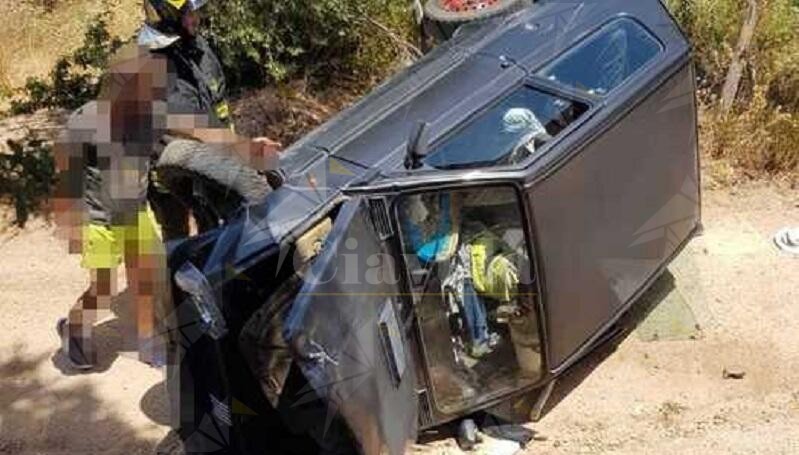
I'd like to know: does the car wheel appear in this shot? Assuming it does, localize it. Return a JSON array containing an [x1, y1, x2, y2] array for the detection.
[[424, 0, 525, 23], [155, 139, 272, 232], [154, 430, 185, 455]]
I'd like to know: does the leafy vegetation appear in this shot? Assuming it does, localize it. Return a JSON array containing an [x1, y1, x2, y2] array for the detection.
[[203, 0, 416, 88], [0, 0, 140, 98], [2, 1, 417, 225], [667, 0, 799, 177], [2, 0, 797, 230], [5, 1, 416, 109], [8, 13, 124, 115], [666, 0, 744, 93], [0, 134, 56, 227]]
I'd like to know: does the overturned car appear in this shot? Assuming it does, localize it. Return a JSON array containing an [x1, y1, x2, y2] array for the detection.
[[164, 1, 701, 453]]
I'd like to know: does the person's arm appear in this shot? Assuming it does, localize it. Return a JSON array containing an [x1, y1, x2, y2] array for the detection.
[[96, 49, 280, 170], [164, 75, 281, 171], [166, 113, 281, 171]]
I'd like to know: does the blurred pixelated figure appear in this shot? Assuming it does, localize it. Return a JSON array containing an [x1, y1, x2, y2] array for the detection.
[[53, 0, 281, 370]]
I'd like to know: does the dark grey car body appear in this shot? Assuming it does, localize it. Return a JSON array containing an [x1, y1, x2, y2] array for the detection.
[[168, 1, 700, 453]]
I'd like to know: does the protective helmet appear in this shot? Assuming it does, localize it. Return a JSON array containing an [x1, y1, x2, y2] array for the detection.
[[145, 0, 207, 34], [140, 0, 208, 49]]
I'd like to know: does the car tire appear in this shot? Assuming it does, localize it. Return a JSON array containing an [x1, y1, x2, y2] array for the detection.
[[423, 0, 525, 23], [156, 139, 272, 205], [154, 140, 272, 231], [154, 430, 185, 455]]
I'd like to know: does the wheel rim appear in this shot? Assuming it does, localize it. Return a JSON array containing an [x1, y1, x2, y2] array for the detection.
[[436, 0, 502, 13], [425, 0, 523, 22]]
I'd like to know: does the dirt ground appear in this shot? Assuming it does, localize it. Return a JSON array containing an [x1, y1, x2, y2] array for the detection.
[[1, 180, 798, 454]]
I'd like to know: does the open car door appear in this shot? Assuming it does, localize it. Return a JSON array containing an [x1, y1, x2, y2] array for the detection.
[[283, 198, 417, 455]]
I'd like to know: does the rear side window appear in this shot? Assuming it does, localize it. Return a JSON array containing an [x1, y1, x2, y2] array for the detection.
[[539, 18, 662, 96], [424, 86, 589, 169]]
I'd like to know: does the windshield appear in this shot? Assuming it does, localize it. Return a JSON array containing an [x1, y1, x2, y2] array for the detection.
[[423, 86, 588, 170], [396, 186, 542, 414]]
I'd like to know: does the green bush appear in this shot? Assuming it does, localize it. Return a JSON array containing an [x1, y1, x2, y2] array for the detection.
[[8, 1, 415, 110], [0, 134, 56, 227], [757, 0, 799, 111], [203, 0, 416, 88], [666, 0, 744, 94], [9, 12, 123, 115]]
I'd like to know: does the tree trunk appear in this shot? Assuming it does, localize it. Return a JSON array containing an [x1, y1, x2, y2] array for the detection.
[[720, 0, 759, 113]]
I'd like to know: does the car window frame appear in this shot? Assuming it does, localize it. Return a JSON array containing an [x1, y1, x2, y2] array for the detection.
[[535, 15, 666, 98], [354, 17, 667, 185], [388, 181, 551, 416], [419, 81, 598, 173]]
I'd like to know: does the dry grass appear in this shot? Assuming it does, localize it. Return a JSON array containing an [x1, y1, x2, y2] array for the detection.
[[669, 0, 799, 181], [666, 0, 745, 92], [700, 93, 799, 183], [0, 0, 140, 91], [232, 79, 364, 146], [0, 47, 11, 98]]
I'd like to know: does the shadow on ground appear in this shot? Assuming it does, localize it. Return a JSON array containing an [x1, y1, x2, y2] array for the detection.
[[0, 344, 159, 455], [51, 288, 144, 376], [538, 270, 682, 418], [141, 380, 171, 427], [417, 271, 684, 452], [5, 269, 683, 454]]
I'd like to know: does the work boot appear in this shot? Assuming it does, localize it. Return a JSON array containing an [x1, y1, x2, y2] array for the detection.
[[56, 318, 95, 370]]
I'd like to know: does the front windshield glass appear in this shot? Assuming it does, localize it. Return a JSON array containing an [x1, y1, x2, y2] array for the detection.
[[396, 186, 542, 414], [423, 87, 588, 170]]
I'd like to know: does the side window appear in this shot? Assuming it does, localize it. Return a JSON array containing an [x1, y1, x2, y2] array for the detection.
[[539, 18, 662, 96], [396, 186, 542, 414], [423, 87, 589, 170]]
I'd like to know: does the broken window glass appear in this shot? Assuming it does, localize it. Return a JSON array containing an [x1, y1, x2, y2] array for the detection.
[[539, 17, 662, 96], [423, 87, 588, 170], [397, 186, 542, 414]]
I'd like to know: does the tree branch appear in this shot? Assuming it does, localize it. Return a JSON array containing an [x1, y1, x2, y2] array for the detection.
[[362, 16, 424, 60], [720, 0, 758, 113]]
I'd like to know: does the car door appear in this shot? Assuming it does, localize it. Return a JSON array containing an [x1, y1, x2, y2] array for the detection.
[[392, 183, 545, 423], [283, 197, 417, 455]]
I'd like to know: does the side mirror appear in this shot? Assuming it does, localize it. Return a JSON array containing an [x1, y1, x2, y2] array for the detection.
[[404, 121, 430, 170]]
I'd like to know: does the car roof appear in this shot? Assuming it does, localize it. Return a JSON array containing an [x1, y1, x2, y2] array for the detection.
[[277, 0, 689, 183], [225, 0, 691, 264]]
